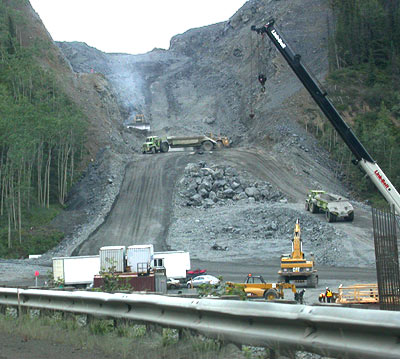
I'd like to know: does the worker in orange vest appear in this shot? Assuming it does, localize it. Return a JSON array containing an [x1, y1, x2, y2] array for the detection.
[[318, 292, 326, 303]]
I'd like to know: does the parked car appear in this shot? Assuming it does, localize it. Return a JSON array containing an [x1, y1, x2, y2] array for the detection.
[[187, 275, 220, 288], [167, 278, 180, 289], [186, 268, 207, 280]]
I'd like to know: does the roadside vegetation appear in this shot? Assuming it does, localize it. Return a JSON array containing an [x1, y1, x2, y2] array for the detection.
[[0, 311, 267, 359], [0, 2, 87, 257], [301, 0, 400, 206]]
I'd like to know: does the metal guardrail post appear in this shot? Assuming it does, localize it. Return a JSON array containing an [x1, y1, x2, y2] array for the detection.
[[0, 288, 400, 358]]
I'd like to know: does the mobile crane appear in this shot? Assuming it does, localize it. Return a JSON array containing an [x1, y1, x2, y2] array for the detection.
[[278, 219, 318, 287], [251, 19, 400, 215]]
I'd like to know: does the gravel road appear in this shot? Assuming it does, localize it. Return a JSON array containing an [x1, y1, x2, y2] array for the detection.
[[74, 153, 192, 255]]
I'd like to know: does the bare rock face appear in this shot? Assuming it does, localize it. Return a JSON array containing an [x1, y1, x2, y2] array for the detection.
[[57, 0, 331, 151]]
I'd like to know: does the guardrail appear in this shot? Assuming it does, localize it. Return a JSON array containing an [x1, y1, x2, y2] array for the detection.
[[0, 288, 399, 359]]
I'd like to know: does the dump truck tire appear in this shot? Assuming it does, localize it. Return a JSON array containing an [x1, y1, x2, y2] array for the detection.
[[151, 147, 156, 154], [160, 142, 169, 153], [305, 202, 309, 211], [310, 203, 318, 213], [345, 212, 354, 222], [326, 210, 336, 223], [264, 289, 279, 300], [202, 140, 213, 151]]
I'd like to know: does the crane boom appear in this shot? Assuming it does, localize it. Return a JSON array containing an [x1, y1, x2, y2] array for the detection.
[[251, 19, 400, 215]]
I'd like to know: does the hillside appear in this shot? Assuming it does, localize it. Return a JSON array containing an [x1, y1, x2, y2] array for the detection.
[[47, 0, 375, 268], [0, 0, 135, 258], [0, 0, 385, 286]]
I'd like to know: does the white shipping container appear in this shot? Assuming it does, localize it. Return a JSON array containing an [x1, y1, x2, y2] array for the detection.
[[100, 246, 126, 272], [127, 244, 154, 273], [153, 251, 191, 279], [52, 255, 100, 285]]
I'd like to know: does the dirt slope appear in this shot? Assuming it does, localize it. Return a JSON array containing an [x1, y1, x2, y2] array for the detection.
[[75, 153, 192, 255], [72, 147, 374, 268]]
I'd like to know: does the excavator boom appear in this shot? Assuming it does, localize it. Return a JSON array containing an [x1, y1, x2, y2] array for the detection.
[[291, 219, 303, 259]]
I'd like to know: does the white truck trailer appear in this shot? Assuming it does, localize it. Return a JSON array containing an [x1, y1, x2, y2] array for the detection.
[[52, 255, 100, 287], [153, 251, 191, 280]]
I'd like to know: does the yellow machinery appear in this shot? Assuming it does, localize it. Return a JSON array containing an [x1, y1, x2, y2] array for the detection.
[[278, 219, 318, 288], [207, 133, 229, 148], [226, 274, 297, 300], [134, 114, 145, 122]]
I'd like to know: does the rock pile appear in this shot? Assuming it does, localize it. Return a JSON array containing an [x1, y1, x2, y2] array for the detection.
[[177, 161, 285, 207], [167, 202, 374, 267]]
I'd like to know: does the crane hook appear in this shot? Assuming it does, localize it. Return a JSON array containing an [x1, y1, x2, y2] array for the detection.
[[258, 74, 266, 92]]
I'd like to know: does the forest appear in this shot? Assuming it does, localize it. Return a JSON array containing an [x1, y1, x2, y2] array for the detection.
[[0, 2, 87, 257], [302, 0, 400, 204]]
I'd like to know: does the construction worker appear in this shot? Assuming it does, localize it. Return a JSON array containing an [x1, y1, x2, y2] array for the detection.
[[326, 287, 333, 303], [298, 289, 306, 304], [318, 292, 326, 303], [294, 289, 306, 304]]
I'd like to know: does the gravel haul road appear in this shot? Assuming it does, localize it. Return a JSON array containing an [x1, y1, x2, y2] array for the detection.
[[74, 147, 374, 268], [75, 153, 192, 255]]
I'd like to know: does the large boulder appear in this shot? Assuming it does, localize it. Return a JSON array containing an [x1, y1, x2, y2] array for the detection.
[[190, 194, 203, 206], [245, 187, 260, 200]]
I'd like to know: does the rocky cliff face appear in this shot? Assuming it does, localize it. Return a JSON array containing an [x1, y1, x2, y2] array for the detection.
[[57, 0, 331, 149]]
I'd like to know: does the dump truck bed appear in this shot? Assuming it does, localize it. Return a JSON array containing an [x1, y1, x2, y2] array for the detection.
[[166, 136, 215, 148]]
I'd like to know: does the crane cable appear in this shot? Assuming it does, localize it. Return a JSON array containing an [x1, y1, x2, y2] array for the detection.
[[257, 34, 267, 92], [249, 30, 255, 118]]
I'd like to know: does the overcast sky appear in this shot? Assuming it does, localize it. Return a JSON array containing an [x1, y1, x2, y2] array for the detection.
[[29, 0, 248, 55]]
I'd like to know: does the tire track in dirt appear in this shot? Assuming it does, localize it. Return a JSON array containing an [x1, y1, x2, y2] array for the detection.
[[214, 148, 308, 201], [75, 153, 191, 255]]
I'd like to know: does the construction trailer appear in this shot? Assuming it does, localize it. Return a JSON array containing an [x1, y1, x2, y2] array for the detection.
[[52, 255, 100, 287], [126, 244, 154, 274], [153, 251, 191, 280], [99, 246, 126, 272]]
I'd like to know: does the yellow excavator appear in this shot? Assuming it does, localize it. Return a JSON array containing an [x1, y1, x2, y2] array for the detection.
[[278, 219, 318, 288]]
